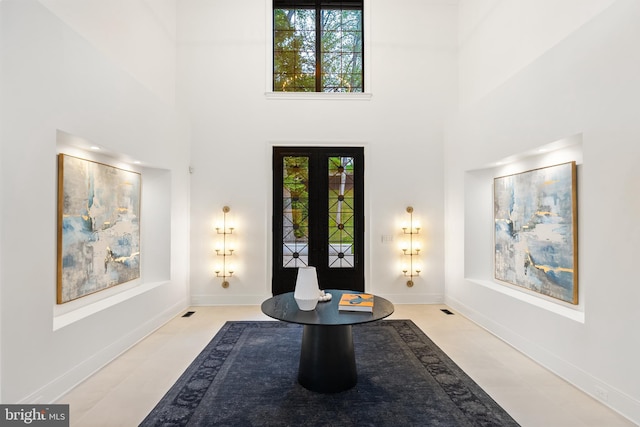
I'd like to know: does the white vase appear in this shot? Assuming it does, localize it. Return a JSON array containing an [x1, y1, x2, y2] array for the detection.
[[294, 266, 320, 311]]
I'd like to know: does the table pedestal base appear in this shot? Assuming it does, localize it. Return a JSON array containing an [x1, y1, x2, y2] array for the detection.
[[298, 324, 357, 393]]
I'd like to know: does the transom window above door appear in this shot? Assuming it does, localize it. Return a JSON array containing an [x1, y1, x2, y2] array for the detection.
[[273, 0, 364, 92]]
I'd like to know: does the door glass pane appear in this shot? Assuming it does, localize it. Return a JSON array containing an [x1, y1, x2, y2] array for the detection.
[[283, 156, 309, 267], [328, 156, 355, 268]]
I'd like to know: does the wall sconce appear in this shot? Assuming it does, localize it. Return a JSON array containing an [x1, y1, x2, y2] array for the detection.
[[401, 206, 420, 287], [214, 206, 234, 288]]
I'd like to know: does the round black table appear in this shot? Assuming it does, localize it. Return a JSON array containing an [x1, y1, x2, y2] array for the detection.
[[261, 289, 394, 393]]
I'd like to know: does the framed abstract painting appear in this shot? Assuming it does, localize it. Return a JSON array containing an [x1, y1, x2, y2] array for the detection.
[[57, 154, 141, 303], [493, 161, 578, 304]]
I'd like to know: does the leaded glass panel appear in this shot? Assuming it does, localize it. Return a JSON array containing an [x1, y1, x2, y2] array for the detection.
[[328, 156, 355, 268], [283, 156, 309, 267]]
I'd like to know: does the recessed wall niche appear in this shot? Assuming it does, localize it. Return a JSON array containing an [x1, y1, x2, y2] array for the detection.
[[54, 130, 171, 328], [463, 135, 584, 320]]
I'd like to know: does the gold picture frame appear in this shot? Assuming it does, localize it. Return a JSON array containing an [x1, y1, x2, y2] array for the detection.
[[494, 161, 578, 304], [57, 154, 141, 303]]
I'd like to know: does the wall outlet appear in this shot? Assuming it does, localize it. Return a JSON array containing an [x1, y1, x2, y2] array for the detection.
[[381, 235, 394, 243], [595, 386, 609, 402]]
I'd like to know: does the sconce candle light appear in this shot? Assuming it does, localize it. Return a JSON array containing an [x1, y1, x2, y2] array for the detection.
[[214, 206, 234, 288], [401, 206, 421, 287]]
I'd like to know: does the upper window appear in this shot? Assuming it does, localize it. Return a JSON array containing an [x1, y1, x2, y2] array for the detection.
[[273, 0, 363, 92]]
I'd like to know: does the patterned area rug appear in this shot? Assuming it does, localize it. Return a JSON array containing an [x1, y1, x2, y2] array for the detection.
[[140, 320, 520, 426]]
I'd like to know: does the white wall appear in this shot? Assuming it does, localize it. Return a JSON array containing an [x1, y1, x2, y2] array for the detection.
[[0, 0, 190, 403], [179, 0, 457, 305], [446, 0, 640, 422], [458, 0, 616, 107], [38, 0, 177, 106]]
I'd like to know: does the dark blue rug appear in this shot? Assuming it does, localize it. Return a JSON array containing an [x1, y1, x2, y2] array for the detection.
[[140, 320, 520, 426]]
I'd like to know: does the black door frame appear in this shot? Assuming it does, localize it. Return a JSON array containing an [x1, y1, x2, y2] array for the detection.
[[272, 146, 365, 295]]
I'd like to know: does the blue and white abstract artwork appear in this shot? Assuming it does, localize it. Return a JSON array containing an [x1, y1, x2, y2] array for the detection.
[[57, 154, 141, 303], [494, 162, 578, 304]]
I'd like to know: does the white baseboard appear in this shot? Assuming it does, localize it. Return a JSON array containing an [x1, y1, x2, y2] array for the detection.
[[191, 292, 444, 306], [445, 296, 640, 425], [22, 300, 187, 404], [377, 293, 444, 305], [190, 294, 271, 306]]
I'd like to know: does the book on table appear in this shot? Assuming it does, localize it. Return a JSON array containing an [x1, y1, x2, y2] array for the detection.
[[339, 293, 374, 312]]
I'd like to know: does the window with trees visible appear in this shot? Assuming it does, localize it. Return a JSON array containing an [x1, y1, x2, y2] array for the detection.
[[273, 0, 364, 92]]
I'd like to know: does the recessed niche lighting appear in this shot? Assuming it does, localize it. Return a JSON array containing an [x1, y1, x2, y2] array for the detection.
[[133, 161, 141, 164], [90, 146, 101, 150]]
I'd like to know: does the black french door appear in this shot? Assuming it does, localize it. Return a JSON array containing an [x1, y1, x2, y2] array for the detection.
[[272, 147, 364, 295]]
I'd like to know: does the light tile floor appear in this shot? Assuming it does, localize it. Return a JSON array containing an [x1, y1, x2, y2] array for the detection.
[[57, 305, 636, 427]]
